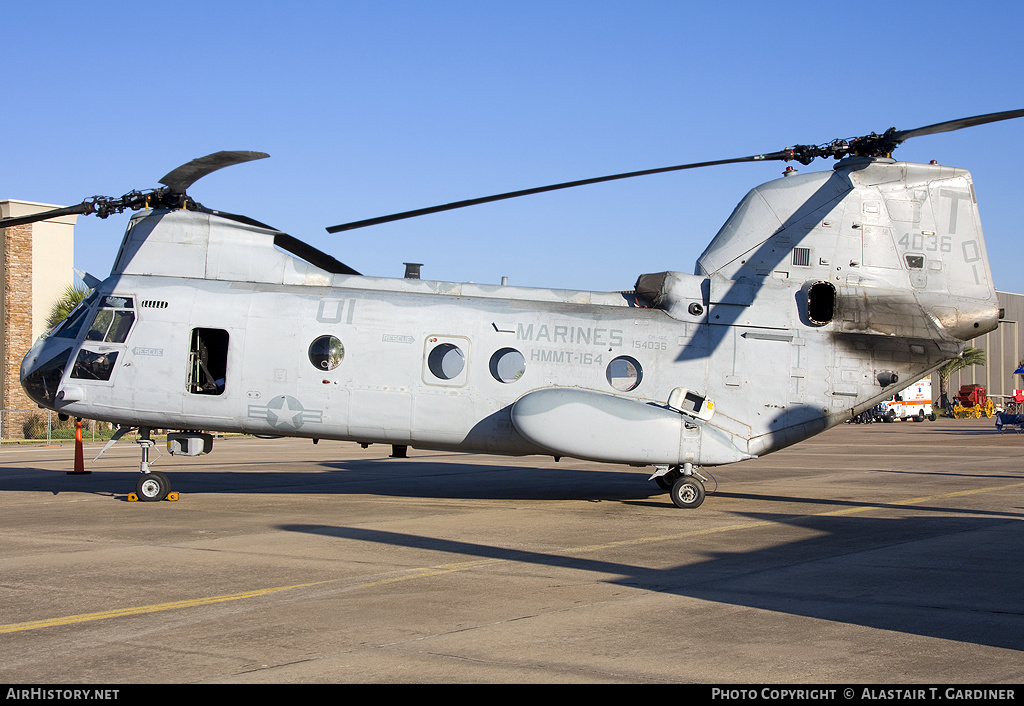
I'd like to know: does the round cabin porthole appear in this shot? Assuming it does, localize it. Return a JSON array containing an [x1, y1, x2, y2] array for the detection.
[[428, 342, 466, 380], [489, 348, 526, 383], [606, 355, 643, 391], [308, 335, 345, 370]]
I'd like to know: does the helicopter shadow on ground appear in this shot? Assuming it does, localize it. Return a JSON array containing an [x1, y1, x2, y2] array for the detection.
[[0, 456, 669, 503], [867, 467, 1024, 483], [891, 421, 1000, 432], [706, 489, 1024, 518], [281, 511, 1024, 652], [4, 446, 1022, 510], [7, 452, 1023, 650]]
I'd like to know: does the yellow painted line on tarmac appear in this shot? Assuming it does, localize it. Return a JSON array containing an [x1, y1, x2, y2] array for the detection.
[[352, 480, 1024, 584], [0, 582, 323, 634], [354, 559, 502, 589], [817, 480, 1024, 517], [571, 480, 1024, 552], [569, 520, 779, 553], [7, 481, 1022, 634]]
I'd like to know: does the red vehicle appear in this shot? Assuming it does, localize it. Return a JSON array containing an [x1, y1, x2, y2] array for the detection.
[[954, 384, 994, 418]]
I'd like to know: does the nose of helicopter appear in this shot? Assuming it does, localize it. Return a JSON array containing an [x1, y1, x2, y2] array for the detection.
[[20, 339, 74, 409]]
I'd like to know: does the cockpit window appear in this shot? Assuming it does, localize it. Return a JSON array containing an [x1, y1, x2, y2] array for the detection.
[[70, 349, 120, 381], [84, 296, 135, 344], [62, 295, 135, 383], [50, 291, 98, 339]]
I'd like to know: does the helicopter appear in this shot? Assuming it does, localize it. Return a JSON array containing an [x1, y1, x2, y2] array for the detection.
[[3, 110, 1018, 508]]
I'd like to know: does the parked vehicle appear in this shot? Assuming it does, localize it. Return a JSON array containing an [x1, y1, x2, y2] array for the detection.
[[953, 384, 994, 418], [880, 378, 935, 422]]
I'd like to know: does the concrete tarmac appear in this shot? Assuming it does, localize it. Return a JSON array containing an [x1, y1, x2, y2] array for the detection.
[[1, 417, 1022, 684]]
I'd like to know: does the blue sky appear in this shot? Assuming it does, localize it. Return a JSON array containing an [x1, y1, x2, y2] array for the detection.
[[3, 1, 1023, 293]]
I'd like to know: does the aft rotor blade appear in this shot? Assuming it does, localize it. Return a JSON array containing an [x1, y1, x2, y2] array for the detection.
[[198, 206, 281, 231], [159, 151, 270, 193], [326, 151, 792, 233], [891, 108, 1024, 143], [0, 202, 95, 229], [199, 206, 361, 276]]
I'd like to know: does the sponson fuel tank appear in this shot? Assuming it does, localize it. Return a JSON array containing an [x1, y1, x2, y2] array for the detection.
[[510, 388, 753, 466]]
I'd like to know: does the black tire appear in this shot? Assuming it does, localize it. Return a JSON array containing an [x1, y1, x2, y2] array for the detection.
[[654, 468, 681, 491], [913, 412, 925, 422], [136, 471, 170, 502], [670, 477, 705, 509]]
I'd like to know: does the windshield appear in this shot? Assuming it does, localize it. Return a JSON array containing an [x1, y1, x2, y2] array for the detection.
[[83, 296, 135, 343], [49, 291, 98, 340]]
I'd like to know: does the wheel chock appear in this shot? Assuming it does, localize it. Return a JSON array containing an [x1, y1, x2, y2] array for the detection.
[[126, 492, 179, 502]]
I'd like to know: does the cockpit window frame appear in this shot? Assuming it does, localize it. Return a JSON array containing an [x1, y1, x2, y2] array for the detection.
[[84, 296, 136, 344], [49, 291, 99, 340], [67, 293, 137, 385]]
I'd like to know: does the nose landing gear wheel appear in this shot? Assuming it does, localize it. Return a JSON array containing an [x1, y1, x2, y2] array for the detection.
[[670, 476, 706, 509], [136, 471, 170, 502]]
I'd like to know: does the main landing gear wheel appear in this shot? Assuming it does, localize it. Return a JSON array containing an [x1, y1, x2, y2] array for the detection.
[[136, 471, 170, 502], [670, 476, 706, 509]]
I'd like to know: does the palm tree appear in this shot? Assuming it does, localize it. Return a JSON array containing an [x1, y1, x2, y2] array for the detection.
[[938, 347, 986, 414], [46, 283, 91, 331]]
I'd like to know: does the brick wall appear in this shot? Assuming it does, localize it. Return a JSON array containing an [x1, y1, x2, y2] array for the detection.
[[2, 223, 35, 438]]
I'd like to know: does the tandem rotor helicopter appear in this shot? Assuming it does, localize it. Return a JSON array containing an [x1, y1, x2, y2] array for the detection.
[[3, 110, 1020, 508]]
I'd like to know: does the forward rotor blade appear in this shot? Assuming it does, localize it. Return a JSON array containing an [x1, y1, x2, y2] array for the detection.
[[891, 108, 1024, 143], [159, 151, 269, 193], [0, 202, 95, 230], [326, 151, 791, 233], [328, 109, 1024, 234]]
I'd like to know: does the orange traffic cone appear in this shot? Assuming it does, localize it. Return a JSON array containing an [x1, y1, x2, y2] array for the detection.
[[67, 418, 90, 475]]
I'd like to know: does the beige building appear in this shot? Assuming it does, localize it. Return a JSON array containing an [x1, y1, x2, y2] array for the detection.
[[941, 290, 1024, 404], [0, 200, 75, 437]]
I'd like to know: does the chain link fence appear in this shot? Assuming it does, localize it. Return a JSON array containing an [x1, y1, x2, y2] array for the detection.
[[1, 409, 115, 444]]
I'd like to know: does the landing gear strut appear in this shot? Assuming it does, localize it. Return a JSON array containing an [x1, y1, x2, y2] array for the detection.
[[133, 428, 172, 502]]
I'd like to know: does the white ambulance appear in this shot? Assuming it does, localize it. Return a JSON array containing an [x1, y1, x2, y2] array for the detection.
[[881, 377, 935, 422]]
